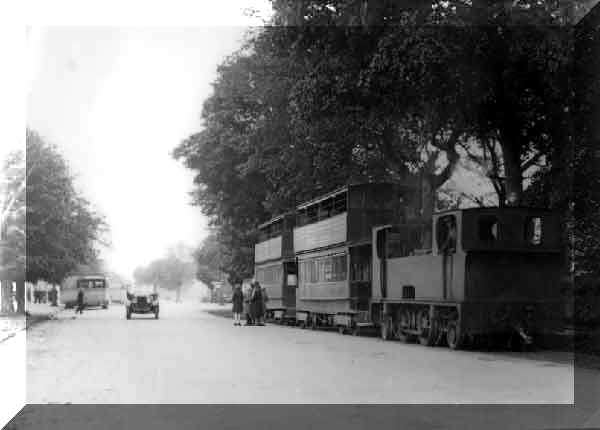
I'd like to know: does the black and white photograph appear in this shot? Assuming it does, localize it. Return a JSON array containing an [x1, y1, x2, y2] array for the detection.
[[1, 0, 600, 428]]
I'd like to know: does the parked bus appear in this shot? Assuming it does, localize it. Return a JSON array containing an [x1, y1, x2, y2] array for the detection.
[[61, 274, 110, 309]]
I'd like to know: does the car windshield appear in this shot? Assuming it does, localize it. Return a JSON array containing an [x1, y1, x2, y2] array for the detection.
[[130, 285, 155, 295]]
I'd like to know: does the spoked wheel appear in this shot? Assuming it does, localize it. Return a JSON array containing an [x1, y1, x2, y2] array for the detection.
[[446, 321, 464, 350], [418, 310, 436, 346], [397, 329, 411, 343], [380, 317, 393, 341]]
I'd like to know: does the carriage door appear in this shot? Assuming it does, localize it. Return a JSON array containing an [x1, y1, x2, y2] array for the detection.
[[436, 215, 457, 300], [283, 261, 297, 309], [376, 228, 388, 299], [350, 245, 372, 311]]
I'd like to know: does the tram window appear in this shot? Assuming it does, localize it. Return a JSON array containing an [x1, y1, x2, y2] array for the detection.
[[386, 226, 423, 258], [322, 258, 333, 281], [478, 216, 499, 242], [309, 260, 317, 283], [436, 215, 457, 254], [320, 198, 334, 220], [332, 193, 347, 215], [270, 221, 282, 238], [296, 210, 304, 227], [376, 229, 387, 259], [333, 255, 347, 281], [307, 205, 318, 223], [525, 217, 543, 245]]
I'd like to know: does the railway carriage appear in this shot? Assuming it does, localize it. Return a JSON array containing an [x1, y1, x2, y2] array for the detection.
[[293, 183, 416, 330], [371, 207, 564, 348], [254, 213, 297, 322]]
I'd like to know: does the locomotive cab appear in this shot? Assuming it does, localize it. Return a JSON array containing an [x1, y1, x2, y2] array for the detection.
[[459, 207, 564, 342], [372, 207, 564, 349]]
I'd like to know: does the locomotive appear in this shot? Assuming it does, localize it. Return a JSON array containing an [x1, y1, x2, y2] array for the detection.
[[254, 183, 564, 349]]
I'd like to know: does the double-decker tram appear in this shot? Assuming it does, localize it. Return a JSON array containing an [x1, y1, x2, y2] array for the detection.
[[292, 183, 415, 332], [254, 213, 297, 323]]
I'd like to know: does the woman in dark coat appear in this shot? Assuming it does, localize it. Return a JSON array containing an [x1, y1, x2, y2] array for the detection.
[[251, 281, 265, 326], [231, 284, 244, 326], [76, 287, 85, 314]]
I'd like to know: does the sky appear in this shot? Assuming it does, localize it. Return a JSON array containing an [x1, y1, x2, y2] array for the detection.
[[23, 3, 273, 278]]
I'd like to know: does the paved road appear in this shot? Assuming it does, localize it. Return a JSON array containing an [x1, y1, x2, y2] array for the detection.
[[0, 330, 25, 428], [8, 302, 599, 428]]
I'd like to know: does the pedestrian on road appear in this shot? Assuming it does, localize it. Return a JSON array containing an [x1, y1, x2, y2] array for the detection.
[[243, 282, 253, 326], [251, 281, 265, 326], [232, 284, 243, 326], [262, 285, 269, 322], [76, 287, 85, 315]]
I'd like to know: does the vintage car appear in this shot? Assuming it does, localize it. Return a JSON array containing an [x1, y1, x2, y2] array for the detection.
[[126, 285, 159, 319]]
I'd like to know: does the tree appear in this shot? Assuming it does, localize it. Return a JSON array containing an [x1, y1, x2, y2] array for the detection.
[[1, 131, 108, 313], [174, 0, 588, 282], [193, 233, 226, 288], [25, 130, 108, 287], [133, 245, 197, 302], [0, 150, 26, 312]]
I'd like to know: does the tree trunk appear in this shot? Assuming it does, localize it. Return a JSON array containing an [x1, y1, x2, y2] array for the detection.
[[500, 142, 523, 206], [49, 285, 57, 306], [15, 279, 25, 314], [1, 280, 13, 313]]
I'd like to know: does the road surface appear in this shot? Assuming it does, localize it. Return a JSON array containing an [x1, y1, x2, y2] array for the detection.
[[0, 330, 25, 428], [6, 302, 599, 428]]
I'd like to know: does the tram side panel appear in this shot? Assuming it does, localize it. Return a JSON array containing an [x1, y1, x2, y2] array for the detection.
[[255, 262, 284, 309], [296, 248, 350, 325]]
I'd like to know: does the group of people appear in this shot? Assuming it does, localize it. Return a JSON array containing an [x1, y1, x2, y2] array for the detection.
[[231, 280, 268, 326]]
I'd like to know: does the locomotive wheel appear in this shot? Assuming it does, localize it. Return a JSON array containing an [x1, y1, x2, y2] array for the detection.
[[417, 310, 436, 346], [396, 309, 413, 343], [380, 317, 392, 341], [397, 329, 411, 343], [446, 322, 464, 350], [419, 329, 436, 346]]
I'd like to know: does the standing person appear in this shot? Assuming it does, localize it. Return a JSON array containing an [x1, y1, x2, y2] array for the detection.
[[261, 285, 269, 322], [243, 282, 253, 326], [231, 284, 243, 326], [251, 281, 265, 326], [76, 287, 85, 315]]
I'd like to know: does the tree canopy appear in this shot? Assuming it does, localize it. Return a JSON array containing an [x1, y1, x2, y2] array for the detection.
[[133, 243, 196, 294], [1, 130, 108, 286], [174, 0, 595, 283]]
